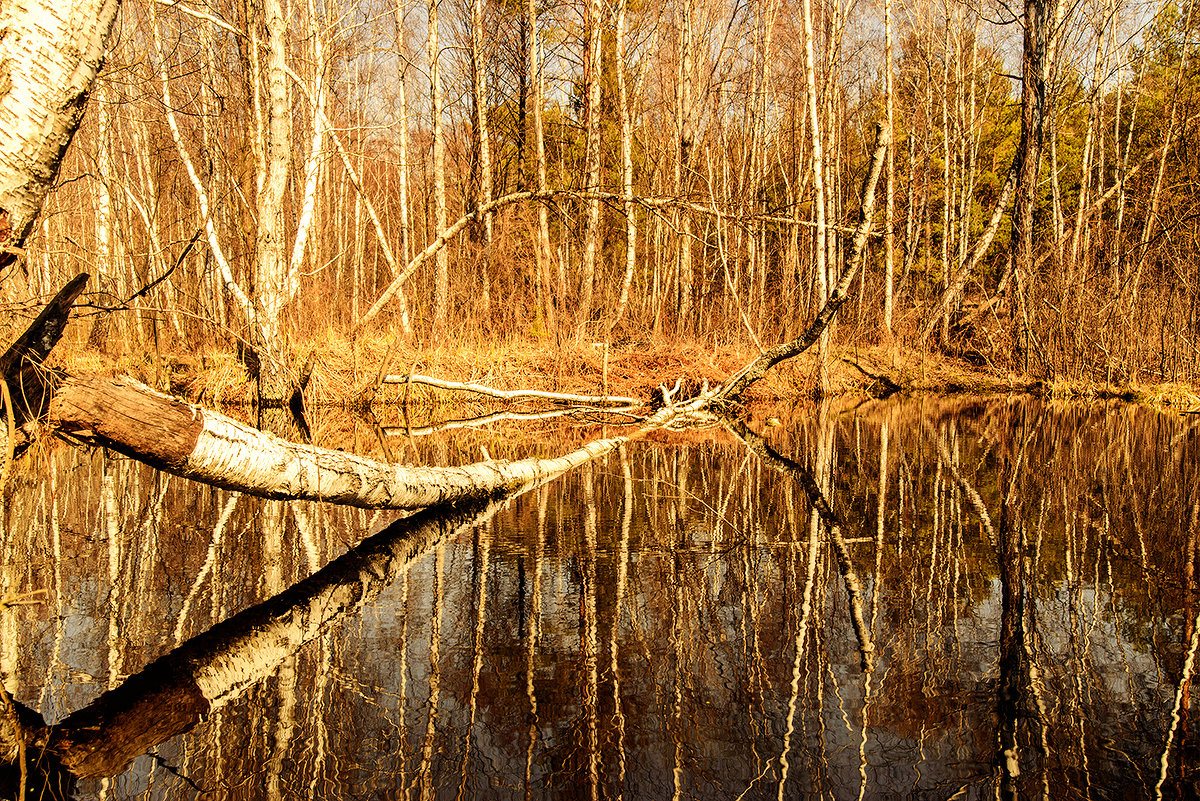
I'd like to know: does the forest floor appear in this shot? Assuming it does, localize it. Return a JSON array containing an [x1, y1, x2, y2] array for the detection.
[[59, 331, 1200, 411]]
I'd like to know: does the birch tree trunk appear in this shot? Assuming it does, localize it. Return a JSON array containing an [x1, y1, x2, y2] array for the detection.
[[395, 4, 413, 266], [471, 0, 493, 317], [529, 0, 556, 334], [882, 0, 896, 335], [254, 0, 293, 385], [611, 0, 635, 332], [429, 0, 448, 328], [801, 0, 829, 395], [579, 0, 603, 325], [47, 375, 698, 508], [287, 0, 327, 323], [0, 0, 121, 267], [674, 0, 695, 330]]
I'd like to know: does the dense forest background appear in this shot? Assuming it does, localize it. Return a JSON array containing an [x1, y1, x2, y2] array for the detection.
[[4, 0, 1199, 389]]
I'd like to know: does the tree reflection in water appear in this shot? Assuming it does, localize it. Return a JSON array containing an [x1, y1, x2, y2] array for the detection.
[[1, 396, 1198, 798]]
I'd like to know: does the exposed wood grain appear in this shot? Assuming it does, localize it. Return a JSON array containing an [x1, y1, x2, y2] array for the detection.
[[49, 376, 203, 469]]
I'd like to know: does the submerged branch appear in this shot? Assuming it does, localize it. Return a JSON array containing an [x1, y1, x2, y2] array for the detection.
[[383, 406, 641, 438], [381, 373, 641, 407]]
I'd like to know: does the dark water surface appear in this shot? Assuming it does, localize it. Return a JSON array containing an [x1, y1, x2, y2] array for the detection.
[[3, 395, 1199, 799]]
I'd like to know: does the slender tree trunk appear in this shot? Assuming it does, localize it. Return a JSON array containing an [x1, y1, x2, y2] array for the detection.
[[882, 0, 896, 334], [529, 0, 556, 335], [579, 0, 603, 326], [674, 0, 695, 331], [611, 0, 636, 332], [395, 0, 412, 267], [429, 0, 448, 328], [287, 0, 327, 319], [801, 0, 829, 395], [471, 0, 493, 318], [1010, 0, 1056, 370]]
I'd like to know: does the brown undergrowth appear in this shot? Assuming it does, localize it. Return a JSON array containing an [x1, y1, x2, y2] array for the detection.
[[53, 330, 1200, 412]]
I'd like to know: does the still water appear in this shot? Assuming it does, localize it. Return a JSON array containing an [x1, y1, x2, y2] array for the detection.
[[2, 395, 1198, 799]]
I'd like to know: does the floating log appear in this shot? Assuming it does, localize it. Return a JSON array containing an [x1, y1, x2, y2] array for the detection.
[[48, 375, 697, 509]]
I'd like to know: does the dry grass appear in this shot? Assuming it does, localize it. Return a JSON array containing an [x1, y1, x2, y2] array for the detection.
[[54, 330, 1200, 410]]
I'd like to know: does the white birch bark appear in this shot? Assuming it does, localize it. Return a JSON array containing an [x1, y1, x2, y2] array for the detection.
[[674, 0, 694, 328], [396, 0, 412, 266], [882, 0, 895, 334], [286, 0, 327, 301], [611, 0, 635, 332], [429, 0, 448, 326], [529, 0, 556, 333], [801, 0, 828, 395], [49, 375, 711, 508], [579, 0, 603, 324], [0, 0, 120, 260], [471, 0, 493, 315], [255, 0, 293, 389], [150, 3, 263, 348]]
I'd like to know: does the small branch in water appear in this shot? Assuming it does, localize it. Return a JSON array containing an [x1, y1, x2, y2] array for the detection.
[[383, 406, 644, 438], [380, 373, 642, 408]]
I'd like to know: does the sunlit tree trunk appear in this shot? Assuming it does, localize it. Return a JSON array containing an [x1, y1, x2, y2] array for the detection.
[[674, 0, 695, 330], [801, 0, 828, 394], [1010, 0, 1057, 370], [471, 0, 493, 318], [254, 0, 293, 401], [579, 0, 603, 326], [882, 0, 896, 335], [529, 0, 556, 335], [611, 0, 635, 333], [395, 5, 413, 267], [0, 0, 120, 268], [287, 0, 327, 321], [429, 0, 448, 328]]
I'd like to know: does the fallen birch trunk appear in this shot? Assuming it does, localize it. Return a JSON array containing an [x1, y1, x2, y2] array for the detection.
[[48, 375, 705, 509], [381, 373, 641, 407]]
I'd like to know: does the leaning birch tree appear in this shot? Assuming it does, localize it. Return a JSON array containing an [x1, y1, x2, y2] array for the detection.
[[0, 0, 121, 269]]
